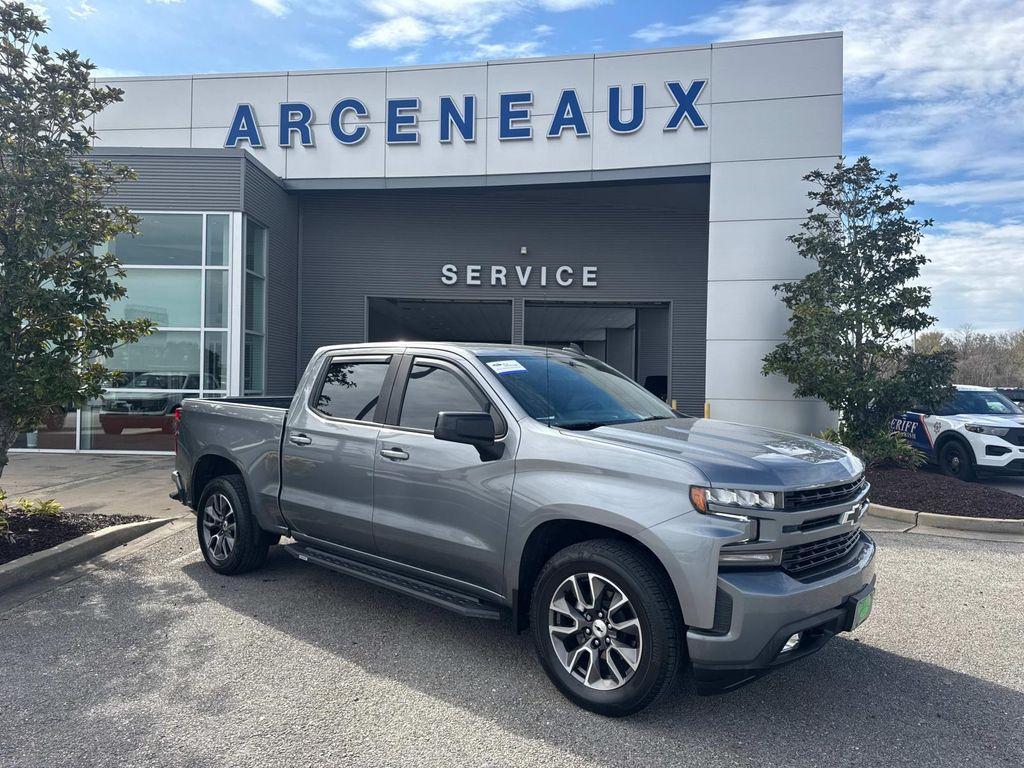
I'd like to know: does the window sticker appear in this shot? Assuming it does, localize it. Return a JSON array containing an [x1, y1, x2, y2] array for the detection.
[[486, 360, 528, 375]]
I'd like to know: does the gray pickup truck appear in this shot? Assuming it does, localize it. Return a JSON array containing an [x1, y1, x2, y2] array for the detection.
[[172, 342, 875, 716]]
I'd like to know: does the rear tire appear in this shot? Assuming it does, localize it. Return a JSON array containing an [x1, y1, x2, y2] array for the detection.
[[938, 440, 977, 482], [530, 539, 684, 717], [197, 475, 272, 574]]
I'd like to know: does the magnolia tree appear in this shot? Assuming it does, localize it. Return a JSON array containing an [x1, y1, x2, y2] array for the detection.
[[0, 3, 152, 480], [762, 156, 956, 454]]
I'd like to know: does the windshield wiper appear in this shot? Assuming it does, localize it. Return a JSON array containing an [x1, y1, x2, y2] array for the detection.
[[553, 421, 612, 431]]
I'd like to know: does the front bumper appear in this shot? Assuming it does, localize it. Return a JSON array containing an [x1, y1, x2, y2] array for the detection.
[[687, 532, 876, 694]]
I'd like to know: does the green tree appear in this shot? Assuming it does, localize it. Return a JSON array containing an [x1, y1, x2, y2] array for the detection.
[[0, 3, 152, 480], [762, 156, 956, 448]]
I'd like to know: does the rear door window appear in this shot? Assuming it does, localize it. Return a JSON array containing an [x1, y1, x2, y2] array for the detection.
[[313, 360, 390, 421]]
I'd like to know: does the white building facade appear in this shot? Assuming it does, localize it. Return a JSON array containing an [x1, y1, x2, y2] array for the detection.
[[17, 32, 842, 454]]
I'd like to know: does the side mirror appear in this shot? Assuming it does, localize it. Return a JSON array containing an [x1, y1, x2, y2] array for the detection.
[[434, 411, 504, 461]]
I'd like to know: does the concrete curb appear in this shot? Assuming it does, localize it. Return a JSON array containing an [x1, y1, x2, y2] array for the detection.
[[0, 517, 173, 592], [868, 504, 919, 525], [868, 503, 1024, 536]]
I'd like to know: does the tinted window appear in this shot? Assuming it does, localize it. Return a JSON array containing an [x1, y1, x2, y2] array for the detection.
[[315, 361, 389, 421], [936, 389, 1022, 416], [475, 351, 676, 430], [399, 364, 484, 431]]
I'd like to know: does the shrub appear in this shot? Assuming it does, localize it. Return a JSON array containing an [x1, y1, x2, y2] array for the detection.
[[819, 426, 924, 470], [16, 497, 63, 516]]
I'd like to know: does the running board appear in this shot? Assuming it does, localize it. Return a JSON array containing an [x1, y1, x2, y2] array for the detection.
[[284, 543, 502, 621]]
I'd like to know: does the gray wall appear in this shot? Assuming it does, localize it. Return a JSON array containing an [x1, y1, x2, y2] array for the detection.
[[242, 156, 300, 395], [298, 179, 710, 413], [97, 148, 244, 211]]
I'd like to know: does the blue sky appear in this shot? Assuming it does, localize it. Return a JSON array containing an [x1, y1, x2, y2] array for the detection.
[[34, 0, 1024, 334]]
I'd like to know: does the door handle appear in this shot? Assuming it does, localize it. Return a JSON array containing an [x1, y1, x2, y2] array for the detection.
[[289, 433, 312, 447], [379, 447, 409, 461]]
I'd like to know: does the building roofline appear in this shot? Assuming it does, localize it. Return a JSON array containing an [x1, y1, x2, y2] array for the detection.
[[92, 31, 842, 83]]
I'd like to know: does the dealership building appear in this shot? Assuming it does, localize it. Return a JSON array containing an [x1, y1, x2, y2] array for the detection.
[[17, 32, 843, 454]]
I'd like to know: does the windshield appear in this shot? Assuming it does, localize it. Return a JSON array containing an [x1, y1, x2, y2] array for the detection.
[[476, 351, 677, 429], [936, 389, 1023, 416]]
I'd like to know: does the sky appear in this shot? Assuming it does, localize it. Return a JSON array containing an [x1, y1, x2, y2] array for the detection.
[[27, 0, 1024, 334]]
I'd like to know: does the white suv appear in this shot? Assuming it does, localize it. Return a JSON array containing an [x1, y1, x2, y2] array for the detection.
[[892, 385, 1024, 480]]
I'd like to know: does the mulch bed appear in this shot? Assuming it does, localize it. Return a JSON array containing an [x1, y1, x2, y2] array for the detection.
[[866, 467, 1024, 519], [0, 509, 147, 566]]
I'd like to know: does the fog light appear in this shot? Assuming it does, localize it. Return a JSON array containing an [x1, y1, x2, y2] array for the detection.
[[781, 633, 801, 653]]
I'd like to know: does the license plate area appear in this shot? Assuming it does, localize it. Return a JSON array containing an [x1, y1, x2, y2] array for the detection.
[[846, 587, 874, 630]]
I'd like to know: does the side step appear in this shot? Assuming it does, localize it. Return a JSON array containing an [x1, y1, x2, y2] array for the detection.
[[284, 543, 502, 621]]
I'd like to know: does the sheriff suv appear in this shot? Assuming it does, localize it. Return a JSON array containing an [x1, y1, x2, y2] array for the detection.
[[892, 385, 1024, 480]]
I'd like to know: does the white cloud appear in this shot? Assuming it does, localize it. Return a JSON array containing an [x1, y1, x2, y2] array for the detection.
[[632, 22, 681, 44], [904, 180, 1024, 208], [250, 0, 289, 16], [146, 0, 184, 4], [920, 220, 1024, 332], [67, 0, 95, 19], [472, 40, 544, 59], [347, 0, 599, 59], [351, 16, 432, 49], [537, 0, 606, 10]]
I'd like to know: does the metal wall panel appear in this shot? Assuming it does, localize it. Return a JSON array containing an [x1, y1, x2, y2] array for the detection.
[[242, 156, 300, 395], [297, 179, 710, 413], [99, 151, 243, 211]]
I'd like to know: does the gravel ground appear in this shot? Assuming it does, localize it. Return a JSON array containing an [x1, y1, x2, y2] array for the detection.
[[0, 525, 1021, 768]]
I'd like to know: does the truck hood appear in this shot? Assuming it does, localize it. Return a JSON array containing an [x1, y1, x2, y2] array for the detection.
[[939, 413, 1024, 428], [577, 417, 862, 489]]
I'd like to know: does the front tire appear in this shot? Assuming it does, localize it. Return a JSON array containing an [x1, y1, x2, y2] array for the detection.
[[530, 539, 684, 717], [938, 440, 977, 482], [197, 475, 272, 574]]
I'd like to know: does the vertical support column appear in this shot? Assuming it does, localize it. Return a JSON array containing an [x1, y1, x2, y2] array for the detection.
[[705, 34, 843, 433], [511, 297, 525, 344], [228, 212, 245, 397]]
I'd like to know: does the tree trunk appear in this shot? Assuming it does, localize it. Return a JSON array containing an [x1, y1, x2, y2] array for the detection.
[[0, 407, 18, 486]]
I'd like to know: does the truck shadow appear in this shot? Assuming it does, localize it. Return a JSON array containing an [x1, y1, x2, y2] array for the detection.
[[182, 548, 1024, 767]]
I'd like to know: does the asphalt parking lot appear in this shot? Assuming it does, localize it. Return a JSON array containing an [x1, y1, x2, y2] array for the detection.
[[1, 503, 1021, 767]]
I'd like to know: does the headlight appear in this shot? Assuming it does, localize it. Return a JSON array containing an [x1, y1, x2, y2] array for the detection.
[[689, 486, 779, 513], [965, 424, 1009, 436]]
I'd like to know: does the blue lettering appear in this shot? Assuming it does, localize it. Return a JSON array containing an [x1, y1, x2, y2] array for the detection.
[[499, 92, 533, 140], [279, 102, 314, 147], [224, 104, 263, 148], [546, 89, 589, 138], [330, 98, 369, 145], [387, 97, 420, 144], [665, 80, 708, 130], [439, 95, 476, 143], [608, 84, 645, 134]]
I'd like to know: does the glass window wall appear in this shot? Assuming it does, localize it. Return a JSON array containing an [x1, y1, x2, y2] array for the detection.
[[17, 211, 234, 453], [244, 219, 267, 395]]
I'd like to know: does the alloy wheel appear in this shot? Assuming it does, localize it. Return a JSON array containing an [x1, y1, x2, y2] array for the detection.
[[202, 492, 236, 562], [548, 572, 643, 690]]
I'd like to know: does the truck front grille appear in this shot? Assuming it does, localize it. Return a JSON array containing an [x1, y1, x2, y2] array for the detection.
[[785, 476, 865, 511], [782, 529, 863, 576]]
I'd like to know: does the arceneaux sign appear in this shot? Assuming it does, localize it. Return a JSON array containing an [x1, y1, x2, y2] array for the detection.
[[224, 80, 708, 149]]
